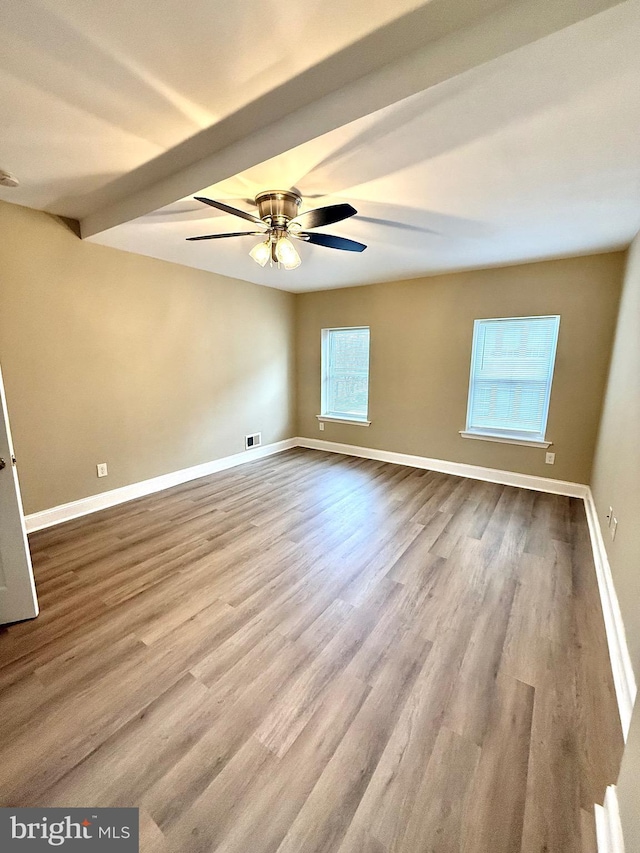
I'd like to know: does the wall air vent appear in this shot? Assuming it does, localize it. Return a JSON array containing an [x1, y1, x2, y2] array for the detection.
[[245, 432, 262, 450]]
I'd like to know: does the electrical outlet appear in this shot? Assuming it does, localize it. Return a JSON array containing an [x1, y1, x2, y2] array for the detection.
[[610, 517, 618, 540], [319, 422, 325, 431], [545, 452, 555, 464], [97, 463, 108, 478]]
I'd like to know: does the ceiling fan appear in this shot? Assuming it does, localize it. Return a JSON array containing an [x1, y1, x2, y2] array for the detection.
[[186, 190, 366, 270]]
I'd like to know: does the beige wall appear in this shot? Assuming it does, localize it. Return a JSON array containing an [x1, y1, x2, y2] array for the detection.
[[0, 201, 625, 514], [590, 232, 640, 845], [296, 253, 623, 484], [0, 201, 296, 514], [617, 705, 640, 852]]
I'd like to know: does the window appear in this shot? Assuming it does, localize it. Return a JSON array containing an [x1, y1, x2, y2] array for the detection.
[[462, 315, 560, 447], [320, 327, 370, 424]]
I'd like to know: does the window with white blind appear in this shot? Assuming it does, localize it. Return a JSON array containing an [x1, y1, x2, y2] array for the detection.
[[462, 315, 560, 446], [320, 327, 370, 424]]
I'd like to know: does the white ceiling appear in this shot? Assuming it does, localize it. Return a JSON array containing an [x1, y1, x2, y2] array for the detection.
[[0, 0, 426, 214], [2, 0, 640, 292]]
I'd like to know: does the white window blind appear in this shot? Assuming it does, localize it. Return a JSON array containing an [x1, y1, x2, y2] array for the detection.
[[321, 327, 370, 420], [466, 315, 560, 442]]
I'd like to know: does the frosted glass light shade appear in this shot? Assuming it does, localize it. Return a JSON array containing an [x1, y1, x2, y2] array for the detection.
[[249, 240, 271, 267], [275, 236, 301, 270]]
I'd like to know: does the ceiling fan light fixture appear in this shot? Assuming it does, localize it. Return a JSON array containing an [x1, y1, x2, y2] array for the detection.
[[188, 191, 364, 268], [275, 236, 301, 270], [249, 239, 271, 267]]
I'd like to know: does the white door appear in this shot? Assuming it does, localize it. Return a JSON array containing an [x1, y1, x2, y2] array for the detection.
[[0, 364, 38, 624]]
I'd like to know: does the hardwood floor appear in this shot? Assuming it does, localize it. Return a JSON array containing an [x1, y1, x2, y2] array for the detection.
[[0, 448, 624, 852]]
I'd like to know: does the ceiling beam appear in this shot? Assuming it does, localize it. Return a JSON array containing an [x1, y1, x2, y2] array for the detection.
[[80, 0, 626, 238]]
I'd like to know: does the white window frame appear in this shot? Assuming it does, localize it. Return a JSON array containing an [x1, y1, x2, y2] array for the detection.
[[317, 326, 371, 426], [460, 315, 560, 448]]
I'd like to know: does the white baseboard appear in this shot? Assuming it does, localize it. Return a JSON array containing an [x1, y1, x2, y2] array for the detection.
[[25, 436, 589, 534], [296, 437, 589, 498], [584, 489, 637, 740], [24, 438, 297, 533], [595, 786, 625, 853]]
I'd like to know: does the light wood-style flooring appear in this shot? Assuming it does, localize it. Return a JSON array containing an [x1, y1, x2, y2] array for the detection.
[[0, 449, 624, 852]]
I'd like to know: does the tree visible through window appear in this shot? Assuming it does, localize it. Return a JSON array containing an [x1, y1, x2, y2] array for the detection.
[[321, 327, 370, 420], [466, 315, 560, 442]]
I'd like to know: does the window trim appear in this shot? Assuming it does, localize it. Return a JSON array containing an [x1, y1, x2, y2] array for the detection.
[[459, 430, 552, 449], [320, 326, 371, 424], [463, 314, 560, 446], [316, 414, 371, 427]]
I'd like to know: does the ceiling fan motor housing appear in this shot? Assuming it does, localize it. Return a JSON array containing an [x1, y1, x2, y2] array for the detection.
[[255, 190, 301, 227]]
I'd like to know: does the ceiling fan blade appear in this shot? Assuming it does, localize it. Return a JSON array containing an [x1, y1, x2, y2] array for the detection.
[[186, 232, 265, 241], [290, 203, 357, 231], [194, 196, 265, 226], [299, 232, 367, 252]]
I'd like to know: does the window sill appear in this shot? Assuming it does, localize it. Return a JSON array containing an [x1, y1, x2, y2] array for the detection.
[[459, 431, 552, 449], [317, 415, 371, 427]]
